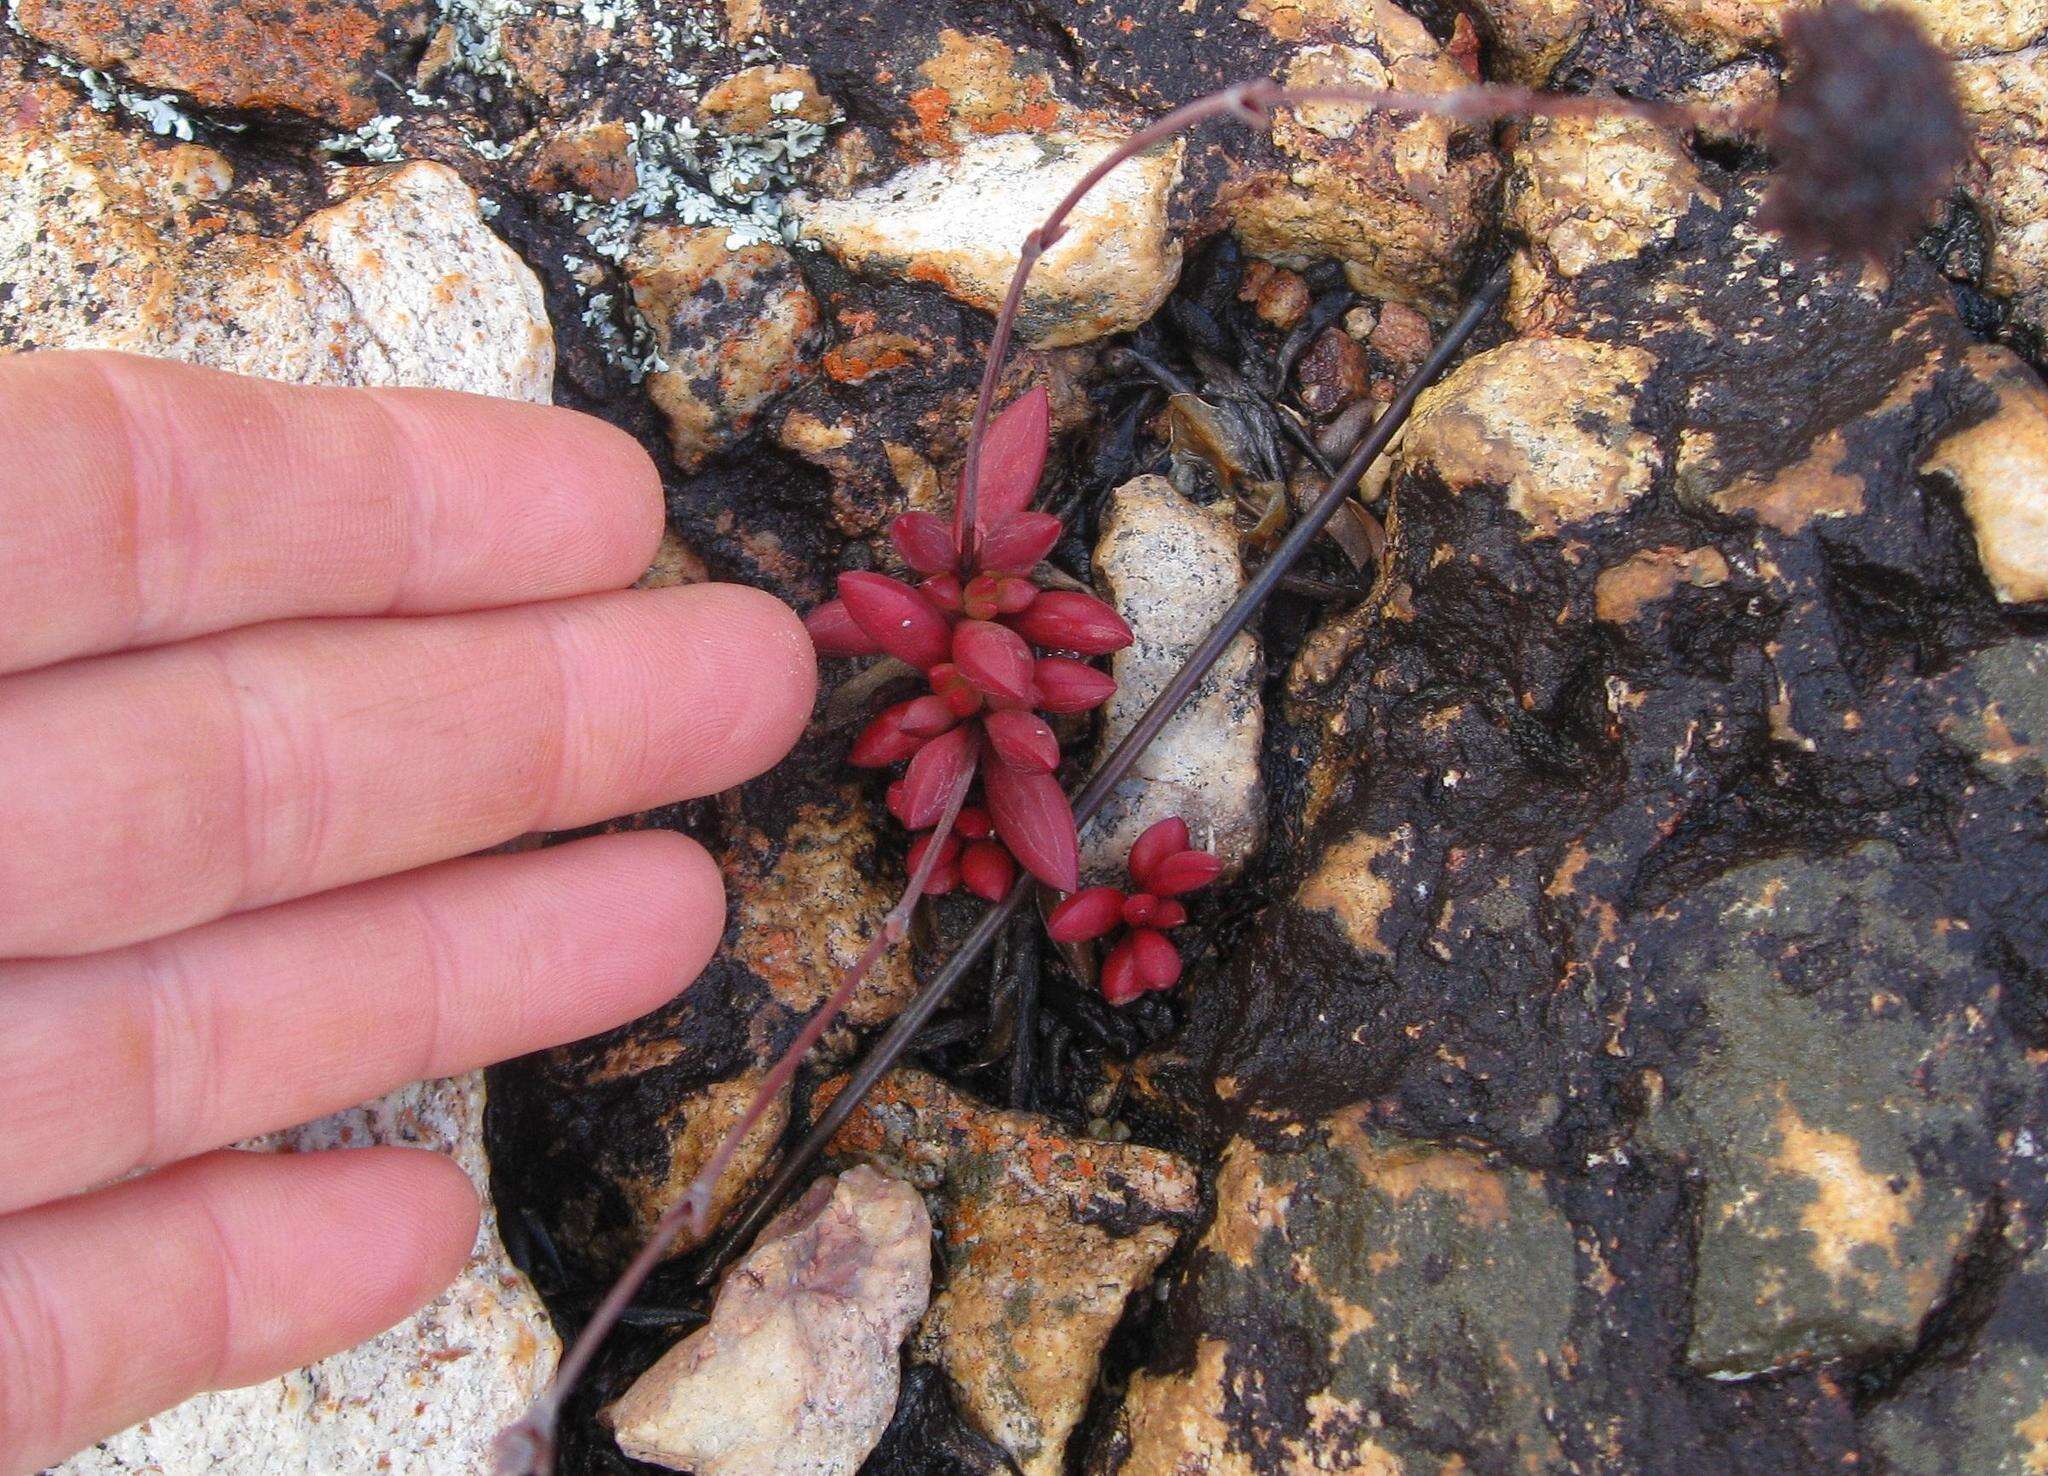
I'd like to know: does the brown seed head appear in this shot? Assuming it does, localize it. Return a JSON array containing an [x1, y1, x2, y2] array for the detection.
[[1760, 5, 1969, 260]]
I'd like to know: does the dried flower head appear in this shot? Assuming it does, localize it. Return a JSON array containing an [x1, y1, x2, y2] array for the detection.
[[1760, 4, 1968, 260]]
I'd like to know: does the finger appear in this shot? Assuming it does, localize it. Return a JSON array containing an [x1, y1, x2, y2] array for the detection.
[[0, 1147, 477, 1476], [0, 582, 813, 957], [0, 831, 722, 1215], [0, 350, 665, 676]]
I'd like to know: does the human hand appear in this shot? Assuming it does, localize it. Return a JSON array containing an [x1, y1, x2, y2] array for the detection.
[[0, 352, 816, 1473]]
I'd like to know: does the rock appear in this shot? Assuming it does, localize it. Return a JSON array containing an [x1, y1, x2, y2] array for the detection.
[[821, 1069, 1200, 1476], [1956, 49, 2048, 341], [13, 0, 433, 127], [626, 225, 824, 470], [1636, 844, 2021, 1377], [522, 114, 638, 201], [1506, 114, 1714, 328], [1937, 637, 2048, 790], [1083, 476, 1266, 883], [603, 1166, 931, 1476], [794, 130, 1184, 348], [56, 1076, 560, 1476], [1237, 258, 1312, 328], [1397, 336, 1661, 538], [1467, 0, 1593, 82], [1865, 1224, 2048, 1475], [1921, 345, 2048, 604], [1365, 299, 1430, 372], [698, 63, 838, 134], [0, 76, 551, 397], [1593, 544, 1733, 624], [1226, 0, 1499, 312], [1105, 1116, 1576, 1474], [1294, 325, 1369, 418]]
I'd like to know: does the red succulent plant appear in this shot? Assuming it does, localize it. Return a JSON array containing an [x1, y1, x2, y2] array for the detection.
[[1045, 817, 1221, 1005], [804, 388, 1133, 893]]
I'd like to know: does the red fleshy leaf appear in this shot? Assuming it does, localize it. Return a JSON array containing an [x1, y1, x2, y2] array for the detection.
[[957, 805, 994, 840], [1046, 886, 1126, 942], [1006, 590, 1133, 656], [977, 511, 1063, 574], [891, 512, 959, 575], [1154, 899, 1188, 929], [897, 725, 981, 829], [899, 695, 959, 739], [983, 709, 1059, 774], [924, 860, 961, 895], [1122, 892, 1160, 927], [1149, 849, 1223, 898], [886, 780, 911, 825], [983, 757, 1079, 891], [952, 620, 1038, 707], [908, 830, 961, 874], [1128, 928, 1183, 990], [839, 571, 952, 670], [805, 599, 882, 658], [961, 841, 1017, 901], [960, 385, 1050, 540], [1033, 657, 1117, 714], [1128, 818, 1191, 890], [1100, 935, 1143, 1006], [850, 702, 926, 768], [921, 574, 965, 615]]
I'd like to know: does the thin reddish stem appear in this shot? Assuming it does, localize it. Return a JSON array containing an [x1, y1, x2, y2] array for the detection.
[[494, 763, 976, 1475], [952, 79, 1714, 554]]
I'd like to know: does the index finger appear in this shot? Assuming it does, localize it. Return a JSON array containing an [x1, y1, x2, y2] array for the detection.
[[0, 351, 666, 676]]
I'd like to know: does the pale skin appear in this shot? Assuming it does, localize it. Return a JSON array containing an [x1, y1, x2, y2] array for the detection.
[[0, 351, 819, 1474]]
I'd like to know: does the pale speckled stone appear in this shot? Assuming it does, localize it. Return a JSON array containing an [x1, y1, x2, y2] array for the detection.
[[1398, 336, 1661, 538], [0, 73, 551, 397], [603, 1166, 931, 1476], [56, 1076, 560, 1476], [793, 131, 1184, 348], [821, 1070, 1200, 1476], [1083, 475, 1266, 884], [1506, 114, 1714, 330], [1957, 48, 2048, 344]]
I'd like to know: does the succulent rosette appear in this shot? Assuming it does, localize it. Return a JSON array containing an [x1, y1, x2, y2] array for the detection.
[[804, 387, 1133, 894]]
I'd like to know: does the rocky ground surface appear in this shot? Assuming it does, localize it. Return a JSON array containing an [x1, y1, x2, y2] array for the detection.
[[6, 0, 2048, 1472]]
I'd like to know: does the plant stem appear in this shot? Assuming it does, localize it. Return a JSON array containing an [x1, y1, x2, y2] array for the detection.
[[698, 264, 1509, 1284]]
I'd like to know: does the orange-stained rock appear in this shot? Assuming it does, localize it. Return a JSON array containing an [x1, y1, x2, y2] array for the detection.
[[15, 0, 434, 126], [626, 225, 824, 471], [822, 1069, 1198, 1476]]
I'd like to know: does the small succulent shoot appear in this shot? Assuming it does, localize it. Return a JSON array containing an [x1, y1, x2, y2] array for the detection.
[[805, 387, 1133, 895], [1046, 817, 1221, 1004]]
